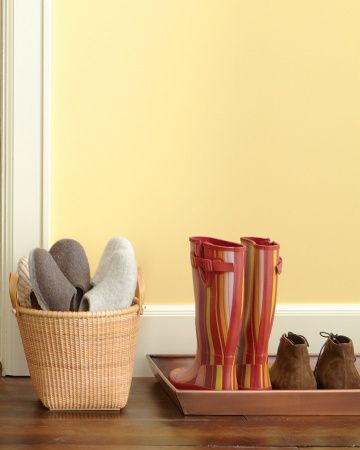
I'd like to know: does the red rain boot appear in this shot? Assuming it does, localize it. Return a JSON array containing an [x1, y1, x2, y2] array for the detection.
[[169, 237, 246, 390], [237, 237, 282, 390]]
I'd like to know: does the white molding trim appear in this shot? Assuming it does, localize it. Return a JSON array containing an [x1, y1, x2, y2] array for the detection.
[[143, 304, 195, 316], [0, 0, 51, 375], [276, 303, 360, 317], [143, 303, 360, 317], [134, 303, 360, 376]]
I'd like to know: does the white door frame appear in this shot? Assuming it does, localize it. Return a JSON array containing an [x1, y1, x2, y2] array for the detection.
[[0, 0, 51, 375]]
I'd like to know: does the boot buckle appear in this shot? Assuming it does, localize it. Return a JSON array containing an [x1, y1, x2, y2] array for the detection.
[[191, 255, 213, 272], [202, 259, 213, 272]]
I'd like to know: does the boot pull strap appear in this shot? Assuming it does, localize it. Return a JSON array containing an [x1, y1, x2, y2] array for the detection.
[[276, 256, 283, 274], [191, 254, 234, 272]]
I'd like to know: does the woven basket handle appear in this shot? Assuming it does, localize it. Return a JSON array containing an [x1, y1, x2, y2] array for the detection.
[[9, 272, 20, 316], [135, 267, 145, 315]]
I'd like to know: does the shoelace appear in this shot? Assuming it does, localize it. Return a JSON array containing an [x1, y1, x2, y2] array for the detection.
[[319, 331, 341, 343], [314, 331, 341, 374]]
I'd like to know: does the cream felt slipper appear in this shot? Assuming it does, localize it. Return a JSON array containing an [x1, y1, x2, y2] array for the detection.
[[92, 236, 135, 285], [79, 238, 137, 312], [17, 256, 32, 308]]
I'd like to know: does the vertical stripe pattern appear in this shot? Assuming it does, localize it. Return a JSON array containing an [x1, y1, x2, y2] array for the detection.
[[237, 237, 281, 390], [169, 237, 245, 390], [17, 256, 32, 308]]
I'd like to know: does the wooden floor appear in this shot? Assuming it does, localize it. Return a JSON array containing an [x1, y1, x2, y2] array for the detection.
[[1, 377, 360, 449]]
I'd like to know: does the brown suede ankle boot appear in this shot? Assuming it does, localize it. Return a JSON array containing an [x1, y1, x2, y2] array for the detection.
[[270, 332, 317, 390], [314, 332, 360, 389]]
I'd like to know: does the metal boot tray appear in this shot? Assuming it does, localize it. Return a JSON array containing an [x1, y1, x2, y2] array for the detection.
[[147, 354, 360, 415]]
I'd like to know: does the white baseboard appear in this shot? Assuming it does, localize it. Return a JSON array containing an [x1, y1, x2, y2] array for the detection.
[[134, 303, 360, 376]]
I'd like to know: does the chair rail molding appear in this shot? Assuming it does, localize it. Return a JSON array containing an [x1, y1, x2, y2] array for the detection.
[[1, 0, 51, 375]]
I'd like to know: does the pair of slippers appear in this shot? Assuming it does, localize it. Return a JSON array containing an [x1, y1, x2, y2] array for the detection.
[[16, 237, 137, 312]]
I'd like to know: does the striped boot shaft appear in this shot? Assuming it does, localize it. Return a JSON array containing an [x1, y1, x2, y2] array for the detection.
[[237, 237, 282, 390], [169, 237, 246, 390]]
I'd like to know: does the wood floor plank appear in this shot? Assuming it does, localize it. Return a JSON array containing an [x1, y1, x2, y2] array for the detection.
[[0, 446, 299, 450], [0, 377, 360, 448], [298, 448, 360, 450], [2, 419, 359, 447]]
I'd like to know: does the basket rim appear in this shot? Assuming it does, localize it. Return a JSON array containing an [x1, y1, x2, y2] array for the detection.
[[16, 297, 141, 318], [10, 270, 145, 318]]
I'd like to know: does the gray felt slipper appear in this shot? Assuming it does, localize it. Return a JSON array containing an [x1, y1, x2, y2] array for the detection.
[[50, 238, 91, 311], [92, 236, 135, 285], [29, 248, 77, 311], [79, 237, 137, 312]]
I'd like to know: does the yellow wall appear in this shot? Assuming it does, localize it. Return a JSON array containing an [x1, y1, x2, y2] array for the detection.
[[52, 1, 360, 304]]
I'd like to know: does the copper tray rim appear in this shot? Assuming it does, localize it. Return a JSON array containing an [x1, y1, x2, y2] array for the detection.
[[147, 354, 360, 415], [147, 354, 360, 395]]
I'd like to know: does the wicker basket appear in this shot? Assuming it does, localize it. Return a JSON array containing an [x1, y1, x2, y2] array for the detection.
[[9, 270, 144, 410]]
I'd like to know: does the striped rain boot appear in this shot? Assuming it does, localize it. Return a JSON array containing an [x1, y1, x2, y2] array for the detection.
[[169, 237, 246, 390], [237, 237, 282, 390]]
